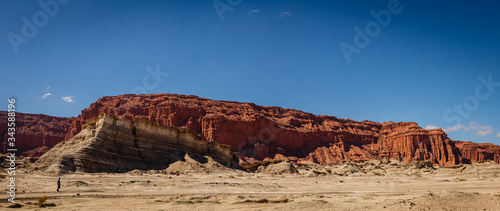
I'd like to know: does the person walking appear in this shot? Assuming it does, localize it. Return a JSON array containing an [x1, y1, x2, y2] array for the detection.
[[57, 177, 61, 192]]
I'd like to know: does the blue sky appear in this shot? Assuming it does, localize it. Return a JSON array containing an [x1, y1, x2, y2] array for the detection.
[[1, 0, 499, 144]]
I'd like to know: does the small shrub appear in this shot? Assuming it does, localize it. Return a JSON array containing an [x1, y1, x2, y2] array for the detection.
[[0, 174, 6, 179], [458, 179, 467, 182], [37, 196, 49, 207]]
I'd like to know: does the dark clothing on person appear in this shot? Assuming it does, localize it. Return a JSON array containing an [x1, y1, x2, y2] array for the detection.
[[57, 178, 61, 192]]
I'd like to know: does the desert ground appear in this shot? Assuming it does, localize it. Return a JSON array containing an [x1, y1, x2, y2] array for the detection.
[[2, 159, 500, 211]]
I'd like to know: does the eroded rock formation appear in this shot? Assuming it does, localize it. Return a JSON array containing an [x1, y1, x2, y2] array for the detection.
[[0, 111, 73, 157], [455, 141, 500, 163], [34, 114, 240, 173], [62, 93, 500, 166]]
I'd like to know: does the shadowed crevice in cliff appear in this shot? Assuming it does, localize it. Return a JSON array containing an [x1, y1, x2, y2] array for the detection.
[[130, 125, 149, 169], [32, 114, 241, 173]]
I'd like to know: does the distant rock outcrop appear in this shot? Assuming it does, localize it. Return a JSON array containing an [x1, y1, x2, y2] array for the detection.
[[0, 111, 73, 157], [33, 114, 240, 173], [62, 93, 500, 166], [455, 141, 500, 163]]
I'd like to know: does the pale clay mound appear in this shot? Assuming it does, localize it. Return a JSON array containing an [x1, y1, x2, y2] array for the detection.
[[32, 114, 240, 173], [127, 153, 241, 175], [257, 161, 299, 174]]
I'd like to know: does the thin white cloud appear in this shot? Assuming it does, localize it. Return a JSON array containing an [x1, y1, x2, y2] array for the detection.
[[276, 12, 292, 18], [476, 125, 493, 136], [425, 125, 440, 130], [61, 96, 74, 103], [40, 93, 51, 99], [248, 10, 259, 14], [443, 124, 465, 132], [444, 122, 494, 137], [496, 132, 500, 138], [46, 86, 50, 89]]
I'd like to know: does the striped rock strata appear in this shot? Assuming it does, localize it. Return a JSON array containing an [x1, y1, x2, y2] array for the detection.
[[34, 114, 239, 173]]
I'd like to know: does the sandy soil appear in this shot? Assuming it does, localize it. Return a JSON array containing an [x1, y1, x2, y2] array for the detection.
[[2, 161, 500, 210]]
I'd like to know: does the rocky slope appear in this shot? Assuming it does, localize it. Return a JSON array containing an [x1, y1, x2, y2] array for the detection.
[[0, 111, 73, 157], [34, 114, 240, 173], [63, 94, 500, 166]]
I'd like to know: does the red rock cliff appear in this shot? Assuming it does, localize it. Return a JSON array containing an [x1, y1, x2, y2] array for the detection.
[[0, 111, 73, 157], [63, 93, 499, 166], [454, 141, 500, 163]]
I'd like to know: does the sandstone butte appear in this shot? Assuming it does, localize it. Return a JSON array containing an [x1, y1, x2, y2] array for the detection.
[[0, 111, 73, 157], [33, 114, 239, 173], [59, 93, 500, 167]]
